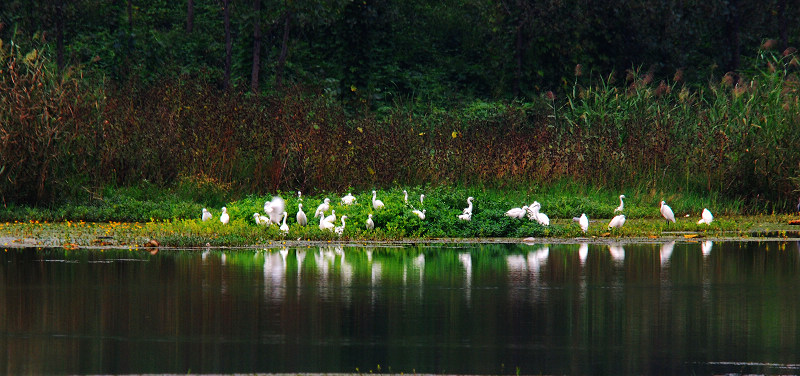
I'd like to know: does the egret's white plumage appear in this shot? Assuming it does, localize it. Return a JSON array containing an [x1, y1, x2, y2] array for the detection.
[[366, 214, 375, 230], [298, 191, 302, 201], [253, 212, 269, 226], [335, 215, 348, 236], [264, 196, 286, 225], [280, 211, 289, 234], [420, 194, 425, 205], [220, 207, 229, 225], [505, 206, 528, 219], [296, 203, 308, 226], [342, 192, 356, 205], [457, 211, 472, 221], [614, 195, 626, 213], [319, 212, 335, 231], [697, 208, 713, 225], [323, 209, 336, 225], [403, 190, 408, 204], [462, 197, 474, 215], [528, 202, 549, 226], [412, 209, 426, 220], [372, 190, 385, 210], [314, 198, 331, 218], [579, 213, 589, 233], [608, 214, 626, 229], [660, 201, 676, 223], [202, 208, 212, 222]]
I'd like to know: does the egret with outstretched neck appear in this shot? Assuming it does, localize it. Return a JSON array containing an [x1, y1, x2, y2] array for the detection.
[[280, 212, 289, 234], [366, 214, 375, 230], [615, 195, 625, 213]]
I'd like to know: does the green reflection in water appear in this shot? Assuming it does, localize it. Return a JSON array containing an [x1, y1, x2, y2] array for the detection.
[[1, 241, 799, 374]]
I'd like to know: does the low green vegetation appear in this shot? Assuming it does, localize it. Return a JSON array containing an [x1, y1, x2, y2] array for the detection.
[[1, 184, 797, 247]]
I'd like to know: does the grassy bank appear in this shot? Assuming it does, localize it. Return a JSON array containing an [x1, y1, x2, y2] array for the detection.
[[2, 184, 798, 247]]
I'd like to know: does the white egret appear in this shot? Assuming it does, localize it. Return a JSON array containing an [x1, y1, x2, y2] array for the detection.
[[366, 214, 375, 230], [314, 198, 331, 218], [579, 213, 589, 233], [462, 197, 474, 215], [319, 212, 335, 231], [202, 208, 212, 222], [297, 191, 302, 201], [372, 190, 385, 210], [342, 192, 356, 205], [528, 202, 549, 226], [608, 214, 626, 229], [323, 209, 336, 225], [280, 211, 289, 234], [614, 195, 625, 213], [335, 215, 348, 236], [220, 207, 229, 225], [660, 201, 676, 223], [420, 194, 425, 205], [296, 203, 308, 226], [253, 213, 268, 226], [526, 201, 539, 221], [412, 209, 426, 220], [264, 196, 286, 224], [457, 211, 472, 221], [403, 190, 409, 204], [505, 206, 528, 219], [697, 208, 713, 225]]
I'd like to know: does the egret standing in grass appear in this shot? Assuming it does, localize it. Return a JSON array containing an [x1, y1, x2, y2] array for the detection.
[[697, 208, 713, 225], [253, 213, 268, 226], [264, 196, 286, 225], [528, 202, 549, 226], [319, 212, 335, 231], [314, 198, 331, 218], [505, 206, 528, 219], [323, 209, 336, 225], [342, 192, 356, 205], [366, 214, 375, 230], [296, 203, 308, 226], [579, 213, 589, 233], [462, 197, 474, 215], [412, 209, 426, 220], [280, 212, 289, 234], [220, 207, 230, 225], [202, 208, 212, 222], [403, 190, 409, 204], [608, 214, 625, 229], [615, 195, 626, 213], [372, 190, 385, 210], [420, 194, 425, 205], [335, 216, 348, 236], [660, 201, 676, 224]]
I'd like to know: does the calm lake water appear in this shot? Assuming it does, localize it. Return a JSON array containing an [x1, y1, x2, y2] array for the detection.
[[2, 241, 800, 375]]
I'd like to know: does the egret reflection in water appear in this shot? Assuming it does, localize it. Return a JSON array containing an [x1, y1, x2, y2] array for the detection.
[[702, 241, 713, 256], [608, 243, 625, 262], [660, 241, 675, 265]]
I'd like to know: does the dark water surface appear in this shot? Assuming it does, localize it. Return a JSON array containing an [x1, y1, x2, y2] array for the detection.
[[2, 241, 800, 375]]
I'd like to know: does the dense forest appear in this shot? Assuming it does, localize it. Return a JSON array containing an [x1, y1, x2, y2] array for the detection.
[[1, 0, 799, 211]]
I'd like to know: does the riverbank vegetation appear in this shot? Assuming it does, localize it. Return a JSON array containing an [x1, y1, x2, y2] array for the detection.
[[2, 1, 800, 226]]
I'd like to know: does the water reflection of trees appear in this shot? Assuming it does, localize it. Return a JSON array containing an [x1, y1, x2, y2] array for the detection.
[[0, 241, 799, 374]]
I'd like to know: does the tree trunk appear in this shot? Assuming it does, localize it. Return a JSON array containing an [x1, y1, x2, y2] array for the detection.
[[56, 0, 64, 70], [223, 0, 231, 91], [275, 10, 291, 88], [251, 0, 261, 93], [187, 0, 194, 33]]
